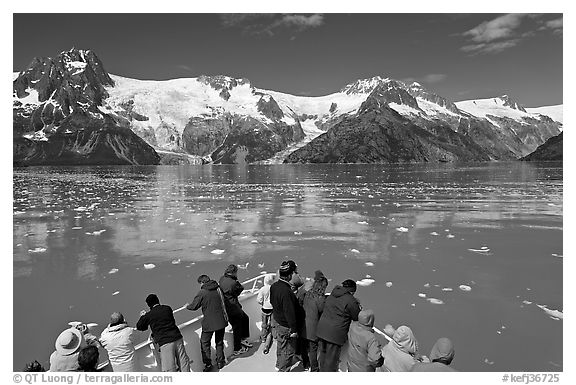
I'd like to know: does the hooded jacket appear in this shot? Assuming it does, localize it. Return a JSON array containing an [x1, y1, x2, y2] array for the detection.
[[381, 325, 419, 372], [270, 278, 299, 333], [302, 289, 326, 341], [99, 323, 136, 372], [187, 280, 228, 332], [316, 285, 361, 346], [411, 338, 456, 372], [256, 274, 275, 310], [346, 310, 384, 372], [219, 273, 245, 317]]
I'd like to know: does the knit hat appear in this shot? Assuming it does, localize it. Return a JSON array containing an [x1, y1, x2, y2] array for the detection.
[[279, 261, 292, 274], [314, 270, 325, 281], [55, 328, 85, 356], [358, 309, 375, 328], [342, 279, 357, 291]]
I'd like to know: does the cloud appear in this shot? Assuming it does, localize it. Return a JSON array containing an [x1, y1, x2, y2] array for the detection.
[[460, 14, 561, 55], [402, 73, 448, 85], [220, 13, 324, 36]]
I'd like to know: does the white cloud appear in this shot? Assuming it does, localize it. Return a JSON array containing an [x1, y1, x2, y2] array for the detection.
[[220, 13, 324, 36]]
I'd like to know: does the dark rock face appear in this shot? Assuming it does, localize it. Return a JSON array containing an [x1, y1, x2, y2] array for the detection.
[[456, 116, 519, 160], [407, 82, 460, 114], [197, 75, 250, 101], [285, 97, 489, 164], [256, 94, 284, 120], [14, 127, 159, 166], [211, 116, 304, 164], [499, 94, 526, 112], [182, 115, 231, 156], [13, 48, 160, 166], [521, 132, 562, 161]]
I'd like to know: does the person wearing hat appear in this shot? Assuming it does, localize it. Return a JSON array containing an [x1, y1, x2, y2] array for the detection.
[[270, 261, 301, 371], [381, 325, 420, 372], [100, 312, 136, 372], [49, 327, 87, 371], [136, 294, 191, 372], [185, 274, 229, 371], [219, 264, 252, 355], [410, 337, 457, 372], [316, 279, 361, 371], [302, 273, 328, 372], [346, 309, 384, 372]]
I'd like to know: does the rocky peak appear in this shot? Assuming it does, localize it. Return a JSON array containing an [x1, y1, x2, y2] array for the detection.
[[499, 94, 526, 112], [406, 82, 460, 114], [358, 82, 420, 114], [197, 75, 251, 100], [255, 93, 284, 121], [340, 76, 391, 95]]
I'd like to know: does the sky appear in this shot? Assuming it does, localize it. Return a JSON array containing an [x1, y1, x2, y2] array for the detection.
[[13, 13, 563, 107]]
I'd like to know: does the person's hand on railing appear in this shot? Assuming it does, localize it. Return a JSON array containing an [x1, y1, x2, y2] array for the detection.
[[183, 303, 190, 309]]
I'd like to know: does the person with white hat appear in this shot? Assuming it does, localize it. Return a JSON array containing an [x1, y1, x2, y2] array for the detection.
[[49, 327, 87, 371]]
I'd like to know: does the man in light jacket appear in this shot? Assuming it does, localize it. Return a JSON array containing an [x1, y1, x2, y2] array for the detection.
[[100, 312, 136, 372], [346, 309, 384, 372]]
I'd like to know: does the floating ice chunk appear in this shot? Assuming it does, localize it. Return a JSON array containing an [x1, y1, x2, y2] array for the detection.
[[258, 263, 265, 268], [356, 278, 375, 287], [171, 259, 181, 265], [357, 221, 368, 225], [459, 285, 472, 292], [29, 247, 47, 253], [211, 249, 225, 255], [442, 287, 453, 292], [364, 261, 374, 266], [430, 232, 439, 236], [365, 274, 372, 278], [446, 234, 455, 239], [108, 268, 119, 274], [112, 291, 120, 296], [551, 253, 563, 258], [147, 240, 157, 243], [238, 262, 249, 270], [251, 240, 259, 244], [386, 282, 393, 287], [427, 298, 444, 305], [396, 227, 409, 232], [522, 300, 532, 305], [536, 305, 563, 320], [468, 247, 491, 254], [72, 227, 82, 230], [418, 293, 427, 298], [294, 231, 302, 235], [424, 283, 430, 288], [143, 264, 156, 270], [86, 229, 106, 236], [351, 249, 360, 254], [484, 358, 494, 365]]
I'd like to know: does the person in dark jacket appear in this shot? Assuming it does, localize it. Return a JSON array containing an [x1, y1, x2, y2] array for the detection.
[[316, 279, 361, 371], [136, 294, 191, 372], [185, 275, 229, 371], [270, 261, 300, 371], [219, 264, 251, 355], [411, 337, 457, 372], [302, 274, 328, 372]]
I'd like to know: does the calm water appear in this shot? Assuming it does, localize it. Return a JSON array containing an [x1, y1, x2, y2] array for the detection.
[[13, 162, 563, 371]]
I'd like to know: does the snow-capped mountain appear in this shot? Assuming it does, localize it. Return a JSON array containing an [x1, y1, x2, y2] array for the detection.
[[526, 105, 563, 125], [13, 48, 562, 165]]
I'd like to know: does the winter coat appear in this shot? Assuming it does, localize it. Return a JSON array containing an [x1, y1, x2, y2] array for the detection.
[[346, 310, 383, 372], [187, 280, 228, 332], [136, 304, 183, 347], [219, 273, 245, 317], [99, 323, 136, 372], [256, 274, 275, 310], [316, 285, 361, 346], [302, 291, 326, 341], [381, 325, 419, 372], [270, 279, 299, 333], [411, 337, 456, 372], [49, 351, 82, 372]]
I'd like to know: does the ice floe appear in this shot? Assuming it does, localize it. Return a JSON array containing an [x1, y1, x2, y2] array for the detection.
[[112, 291, 120, 296], [143, 264, 156, 270], [364, 261, 374, 266], [351, 249, 360, 254], [468, 246, 490, 254], [258, 263, 265, 268], [171, 259, 181, 265], [356, 278, 375, 287], [396, 227, 409, 232], [418, 293, 427, 298], [459, 285, 472, 292], [108, 268, 119, 274], [86, 229, 106, 236], [430, 232, 439, 236], [442, 287, 453, 292], [29, 247, 47, 253], [211, 249, 225, 255], [427, 298, 444, 305], [238, 262, 249, 270], [536, 305, 563, 320], [386, 282, 393, 287]]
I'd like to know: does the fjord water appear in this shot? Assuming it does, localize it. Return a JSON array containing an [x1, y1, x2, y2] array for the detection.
[[13, 162, 562, 371]]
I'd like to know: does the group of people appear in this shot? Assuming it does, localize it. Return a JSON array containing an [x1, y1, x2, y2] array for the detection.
[[31, 261, 456, 373], [257, 260, 457, 372]]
